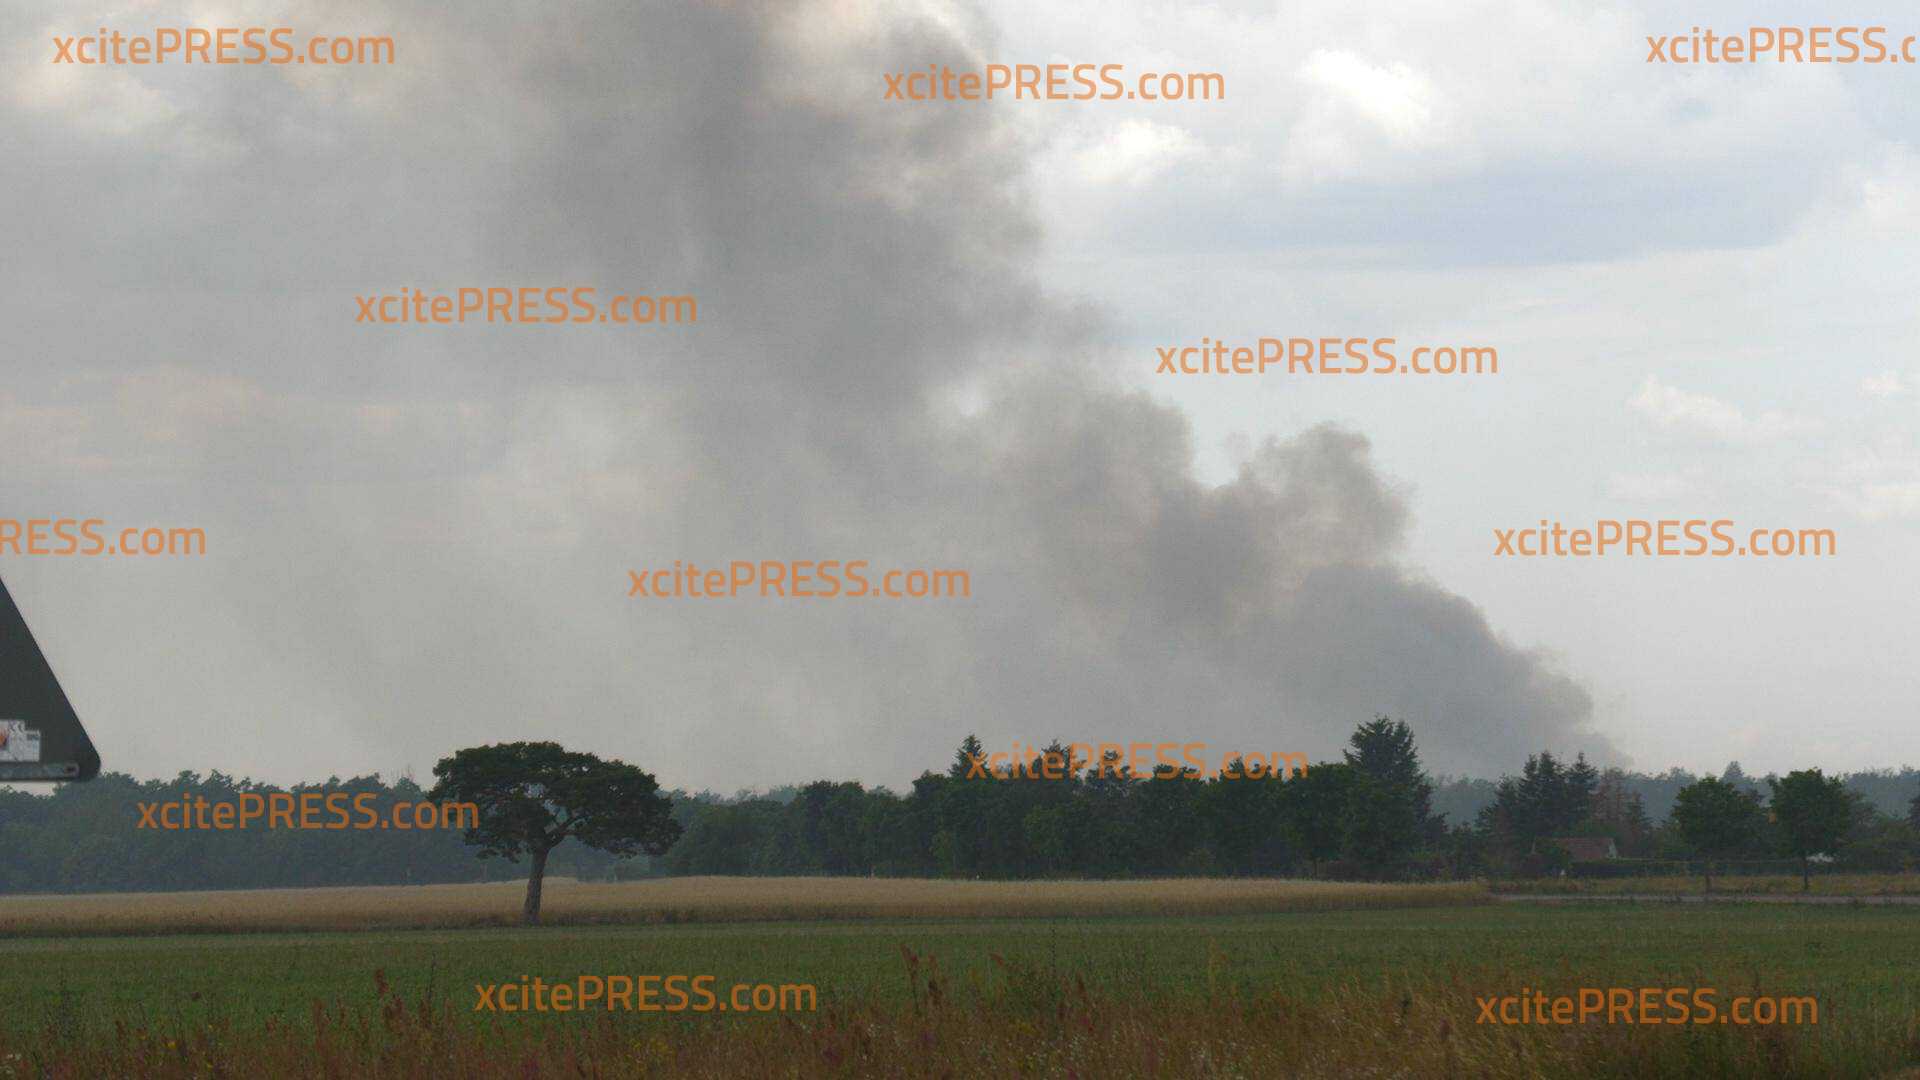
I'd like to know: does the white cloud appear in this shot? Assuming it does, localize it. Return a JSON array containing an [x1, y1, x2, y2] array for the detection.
[[1629, 376, 1816, 445], [1820, 441, 1920, 520], [1282, 49, 1449, 184], [1299, 49, 1436, 140], [1067, 118, 1203, 187], [1603, 471, 1696, 501], [1862, 370, 1911, 398], [6, 38, 184, 140], [1832, 483, 1920, 520]]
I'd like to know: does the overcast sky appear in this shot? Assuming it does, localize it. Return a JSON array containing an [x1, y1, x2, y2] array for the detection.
[[4, 0, 1916, 794]]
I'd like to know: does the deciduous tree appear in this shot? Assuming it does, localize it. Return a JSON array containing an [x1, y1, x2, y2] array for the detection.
[[428, 742, 679, 924], [1768, 769, 1855, 892], [1670, 777, 1764, 892]]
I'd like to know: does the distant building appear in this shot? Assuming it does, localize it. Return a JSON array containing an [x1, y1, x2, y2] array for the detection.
[[1551, 837, 1618, 861]]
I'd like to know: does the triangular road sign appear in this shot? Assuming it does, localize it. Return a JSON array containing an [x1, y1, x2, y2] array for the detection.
[[0, 574, 100, 781]]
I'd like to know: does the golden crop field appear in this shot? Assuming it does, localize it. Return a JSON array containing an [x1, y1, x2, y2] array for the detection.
[[1495, 873, 1920, 897], [0, 875, 1488, 937]]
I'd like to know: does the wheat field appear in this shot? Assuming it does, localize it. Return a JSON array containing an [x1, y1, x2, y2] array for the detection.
[[0, 875, 1488, 937]]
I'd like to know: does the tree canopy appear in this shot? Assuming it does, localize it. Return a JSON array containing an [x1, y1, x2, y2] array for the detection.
[[1768, 769, 1857, 891], [427, 742, 679, 923], [6, 726, 1920, 896], [1671, 777, 1767, 891]]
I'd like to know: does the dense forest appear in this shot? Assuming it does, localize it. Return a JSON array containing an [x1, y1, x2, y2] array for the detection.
[[4, 719, 1918, 894]]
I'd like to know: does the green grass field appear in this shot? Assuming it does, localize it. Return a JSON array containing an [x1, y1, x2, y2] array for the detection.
[[4, 902, 1915, 1028], [7, 903, 1920, 1072], [4, 890, 1918, 1076]]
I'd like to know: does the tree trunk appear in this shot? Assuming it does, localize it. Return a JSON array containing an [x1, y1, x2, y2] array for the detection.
[[523, 846, 551, 926], [1702, 859, 1712, 893], [1801, 856, 1811, 893]]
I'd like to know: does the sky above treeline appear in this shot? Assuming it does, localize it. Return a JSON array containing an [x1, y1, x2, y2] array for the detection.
[[3, 0, 1916, 793]]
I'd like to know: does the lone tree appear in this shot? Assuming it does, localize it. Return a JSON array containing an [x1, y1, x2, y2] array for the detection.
[[428, 742, 681, 924], [1768, 769, 1855, 892], [1670, 777, 1764, 892]]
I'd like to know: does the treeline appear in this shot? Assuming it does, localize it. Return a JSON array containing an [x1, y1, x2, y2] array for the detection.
[[1455, 752, 1920, 886], [662, 722, 1442, 878], [0, 771, 616, 895], [6, 720, 1920, 894], [1431, 763, 1920, 829], [660, 723, 1920, 883]]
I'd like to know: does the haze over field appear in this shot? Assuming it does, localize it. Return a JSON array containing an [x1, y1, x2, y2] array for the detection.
[[4, 0, 1915, 791]]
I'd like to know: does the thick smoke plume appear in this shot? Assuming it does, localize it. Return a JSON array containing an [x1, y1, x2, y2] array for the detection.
[[0, 0, 1609, 788]]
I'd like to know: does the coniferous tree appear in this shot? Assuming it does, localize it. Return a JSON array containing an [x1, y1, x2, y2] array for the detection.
[[1563, 754, 1600, 827], [1720, 761, 1761, 797], [1589, 768, 1655, 855], [949, 734, 986, 780], [1344, 716, 1438, 843]]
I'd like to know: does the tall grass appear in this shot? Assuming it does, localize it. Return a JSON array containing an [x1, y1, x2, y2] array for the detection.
[[0, 876, 1488, 938], [2, 956, 1909, 1079]]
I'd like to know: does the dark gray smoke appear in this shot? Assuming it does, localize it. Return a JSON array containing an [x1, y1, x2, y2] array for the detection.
[[0, 0, 1609, 788]]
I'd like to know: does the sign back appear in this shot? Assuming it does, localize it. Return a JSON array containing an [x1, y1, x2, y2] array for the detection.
[[0, 575, 100, 782]]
